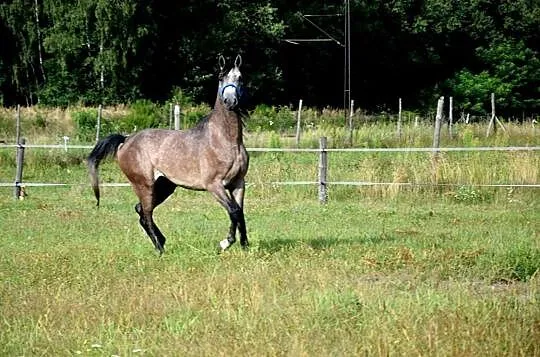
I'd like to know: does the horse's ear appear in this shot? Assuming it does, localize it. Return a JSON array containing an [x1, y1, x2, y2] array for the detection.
[[234, 54, 242, 68], [218, 55, 226, 71]]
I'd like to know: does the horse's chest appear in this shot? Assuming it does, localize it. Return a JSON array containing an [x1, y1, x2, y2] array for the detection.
[[221, 149, 247, 185]]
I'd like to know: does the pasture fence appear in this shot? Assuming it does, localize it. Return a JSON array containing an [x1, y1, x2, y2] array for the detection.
[[1, 140, 539, 203]]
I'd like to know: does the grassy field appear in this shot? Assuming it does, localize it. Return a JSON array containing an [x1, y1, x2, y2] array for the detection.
[[0, 108, 539, 355], [0, 145, 539, 356], [0, 185, 538, 356]]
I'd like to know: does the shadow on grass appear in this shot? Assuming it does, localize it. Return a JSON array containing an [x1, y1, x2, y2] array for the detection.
[[257, 233, 397, 254]]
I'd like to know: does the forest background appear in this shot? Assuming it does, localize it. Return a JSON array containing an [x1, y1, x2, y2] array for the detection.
[[0, 0, 538, 117]]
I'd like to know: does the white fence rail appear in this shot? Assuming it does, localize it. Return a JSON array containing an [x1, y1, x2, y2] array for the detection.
[[1, 144, 539, 152]]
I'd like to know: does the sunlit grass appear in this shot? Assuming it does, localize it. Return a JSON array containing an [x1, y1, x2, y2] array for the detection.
[[0, 187, 538, 356]]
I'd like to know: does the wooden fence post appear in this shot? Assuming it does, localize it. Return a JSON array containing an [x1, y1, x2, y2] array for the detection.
[[14, 138, 25, 200], [348, 99, 354, 146], [295, 99, 303, 147], [486, 93, 506, 137], [14, 105, 23, 199], [448, 96, 453, 138], [174, 104, 181, 130], [433, 96, 444, 149], [169, 103, 173, 129], [432, 96, 444, 184], [486, 93, 496, 137], [96, 104, 102, 143], [318, 136, 328, 203], [63, 136, 70, 152], [397, 97, 402, 139], [15, 104, 21, 144]]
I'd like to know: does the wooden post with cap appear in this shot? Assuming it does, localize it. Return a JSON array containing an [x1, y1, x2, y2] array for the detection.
[[318, 136, 328, 203]]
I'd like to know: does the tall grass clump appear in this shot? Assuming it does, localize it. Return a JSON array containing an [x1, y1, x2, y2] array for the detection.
[[0, 108, 16, 140], [3, 104, 538, 148], [0, 106, 75, 144]]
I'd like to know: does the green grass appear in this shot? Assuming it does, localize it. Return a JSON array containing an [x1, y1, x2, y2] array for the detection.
[[0, 114, 539, 355], [0, 184, 539, 356]]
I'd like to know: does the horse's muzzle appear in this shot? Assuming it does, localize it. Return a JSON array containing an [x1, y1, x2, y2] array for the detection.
[[223, 96, 238, 110]]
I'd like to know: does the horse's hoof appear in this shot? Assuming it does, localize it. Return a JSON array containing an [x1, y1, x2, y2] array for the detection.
[[218, 238, 231, 252], [218, 238, 232, 254], [156, 247, 165, 257]]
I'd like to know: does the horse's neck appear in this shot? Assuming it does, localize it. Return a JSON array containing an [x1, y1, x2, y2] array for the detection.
[[209, 98, 243, 144]]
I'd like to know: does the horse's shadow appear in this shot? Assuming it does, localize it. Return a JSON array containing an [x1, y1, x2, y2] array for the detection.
[[256, 233, 396, 254]]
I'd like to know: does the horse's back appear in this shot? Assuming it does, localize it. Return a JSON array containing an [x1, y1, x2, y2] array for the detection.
[[116, 127, 247, 190], [120, 129, 199, 155], [117, 128, 207, 187]]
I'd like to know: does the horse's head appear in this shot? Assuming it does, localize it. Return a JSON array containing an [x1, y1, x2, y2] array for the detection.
[[218, 55, 243, 110]]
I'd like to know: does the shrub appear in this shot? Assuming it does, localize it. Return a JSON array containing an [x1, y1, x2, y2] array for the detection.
[[119, 100, 166, 133], [452, 186, 485, 203], [72, 109, 98, 142], [181, 103, 212, 129], [248, 105, 295, 132]]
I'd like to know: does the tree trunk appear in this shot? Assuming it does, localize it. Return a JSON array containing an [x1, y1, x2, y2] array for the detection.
[[34, 0, 46, 82]]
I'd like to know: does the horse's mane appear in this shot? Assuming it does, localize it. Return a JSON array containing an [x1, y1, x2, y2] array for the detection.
[[190, 107, 247, 133], [192, 114, 210, 132]]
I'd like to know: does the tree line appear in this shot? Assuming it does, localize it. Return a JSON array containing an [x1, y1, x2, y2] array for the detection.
[[1, 0, 538, 116]]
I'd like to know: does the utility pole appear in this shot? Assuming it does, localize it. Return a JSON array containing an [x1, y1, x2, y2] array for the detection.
[[343, 0, 351, 123], [283, 5, 350, 113]]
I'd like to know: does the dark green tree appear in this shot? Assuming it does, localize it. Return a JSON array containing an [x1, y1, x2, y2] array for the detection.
[[0, 0, 538, 116], [39, 0, 154, 106], [142, 0, 285, 106], [447, 40, 540, 115], [0, 0, 42, 105]]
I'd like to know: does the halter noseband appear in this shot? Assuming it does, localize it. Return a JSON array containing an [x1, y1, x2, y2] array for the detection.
[[220, 83, 240, 98]]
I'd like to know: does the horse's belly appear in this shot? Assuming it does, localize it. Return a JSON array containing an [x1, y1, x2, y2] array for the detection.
[[155, 168, 205, 190], [171, 177, 205, 190]]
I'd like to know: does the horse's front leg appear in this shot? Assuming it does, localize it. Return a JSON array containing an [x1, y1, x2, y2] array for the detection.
[[229, 180, 248, 249], [207, 182, 243, 252]]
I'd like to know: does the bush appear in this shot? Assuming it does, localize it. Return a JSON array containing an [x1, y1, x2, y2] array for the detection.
[[181, 103, 212, 129], [118, 100, 166, 133], [248, 105, 295, 132], [72, 109, 98, 142], [452, 186, 486, 203]]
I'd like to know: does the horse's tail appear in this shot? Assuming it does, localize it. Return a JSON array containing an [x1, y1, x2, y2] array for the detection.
[[87, 134, 127, 206]]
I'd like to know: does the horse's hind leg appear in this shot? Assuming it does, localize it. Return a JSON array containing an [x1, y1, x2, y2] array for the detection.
[[132, 179, 175, 255], [135, 177, 176, 254], [134, 200, 164, 254]]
